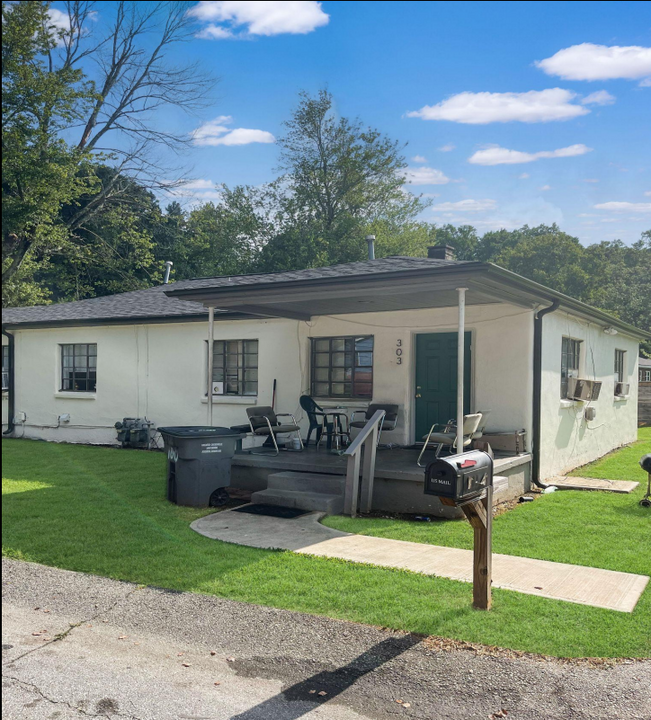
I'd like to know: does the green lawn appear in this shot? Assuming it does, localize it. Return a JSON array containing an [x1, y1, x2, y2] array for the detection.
[[3, 430, 650, 659]]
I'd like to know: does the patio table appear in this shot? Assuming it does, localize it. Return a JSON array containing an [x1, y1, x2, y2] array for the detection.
[[321, 407, 351, 451]]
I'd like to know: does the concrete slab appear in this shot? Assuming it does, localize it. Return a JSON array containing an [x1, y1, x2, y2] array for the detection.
[[548, 476, 639, 493], [192, 509, 649, 613], [191, 508, 349, 551]]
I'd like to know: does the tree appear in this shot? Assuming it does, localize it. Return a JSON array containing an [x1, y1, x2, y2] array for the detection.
[[34, 168, 163, 301], [2, 0, 214, 296], [259, 89, 428, 270], [154, 186, 270, 281], [430, 224, 479, 260], [2, 1, 97, 286]]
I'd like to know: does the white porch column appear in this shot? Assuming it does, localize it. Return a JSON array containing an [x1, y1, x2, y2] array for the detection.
[[207, 306, 215, 425], [456, 288, 468, 455]]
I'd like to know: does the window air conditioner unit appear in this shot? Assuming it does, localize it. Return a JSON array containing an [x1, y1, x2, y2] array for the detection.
[[567, 378, 602, 402], [614, 382, 630, 397]]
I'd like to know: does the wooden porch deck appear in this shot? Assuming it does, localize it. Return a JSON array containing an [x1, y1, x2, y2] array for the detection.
[[232, 445, 531, 484]]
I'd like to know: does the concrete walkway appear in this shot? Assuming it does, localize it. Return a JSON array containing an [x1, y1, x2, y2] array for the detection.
[[549, 476, 639, 493], [192, 510, 649, 613]]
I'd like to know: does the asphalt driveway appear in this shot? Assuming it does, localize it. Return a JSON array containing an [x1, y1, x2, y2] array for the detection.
[[2, 558, 650, 719]]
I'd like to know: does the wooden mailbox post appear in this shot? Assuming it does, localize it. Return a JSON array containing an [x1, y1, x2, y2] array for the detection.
[[424, 451, 493, 610]]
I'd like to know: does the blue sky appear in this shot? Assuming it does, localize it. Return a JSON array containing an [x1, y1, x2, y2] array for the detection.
[[57, 1, 651, 245]]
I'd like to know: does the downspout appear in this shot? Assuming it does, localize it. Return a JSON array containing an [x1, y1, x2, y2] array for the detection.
[[532, 300, 560, 488], [2, 327, 15, 436]]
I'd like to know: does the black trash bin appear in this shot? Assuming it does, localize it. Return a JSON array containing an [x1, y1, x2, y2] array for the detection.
[[158, 427, 245, 507]]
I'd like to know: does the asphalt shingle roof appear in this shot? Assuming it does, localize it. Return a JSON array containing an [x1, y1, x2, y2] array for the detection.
[[2, 284, 208, 327], [2, 256, 467, 327], [168, 256, 467, 293]]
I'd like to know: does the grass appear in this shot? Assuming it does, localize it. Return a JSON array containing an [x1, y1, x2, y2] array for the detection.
[[2, 430, 650, 659]]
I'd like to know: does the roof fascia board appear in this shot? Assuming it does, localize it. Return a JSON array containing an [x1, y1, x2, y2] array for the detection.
[[0, 312, 261, 331]]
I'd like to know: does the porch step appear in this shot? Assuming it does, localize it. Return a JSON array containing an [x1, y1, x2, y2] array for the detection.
[[267, 471, 345, 495], [250, 488, 344, 514]]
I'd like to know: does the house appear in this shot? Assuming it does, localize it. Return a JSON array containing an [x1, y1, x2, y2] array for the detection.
[[2, 247, 647, 515], [640, 357, 651, 426]]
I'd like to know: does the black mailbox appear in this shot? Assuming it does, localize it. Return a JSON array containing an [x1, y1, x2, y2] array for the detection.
[[424, 450, 493, 503]]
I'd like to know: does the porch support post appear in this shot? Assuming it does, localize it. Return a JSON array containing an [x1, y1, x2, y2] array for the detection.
[[207, 306, 215, 425], [456, 288, 468, 455]]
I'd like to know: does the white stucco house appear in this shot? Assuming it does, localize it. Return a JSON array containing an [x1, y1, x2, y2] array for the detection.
[[2, 247, 647, 514]]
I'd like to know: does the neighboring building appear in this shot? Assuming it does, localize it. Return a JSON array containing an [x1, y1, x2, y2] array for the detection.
[[2, 249, 648, 509], [640, 357, 651, 426]]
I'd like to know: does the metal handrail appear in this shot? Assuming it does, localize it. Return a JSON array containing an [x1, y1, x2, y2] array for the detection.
[[343, 409, 385, 516]]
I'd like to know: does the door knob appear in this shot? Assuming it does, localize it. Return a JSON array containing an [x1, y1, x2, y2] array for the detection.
[[415, 393, 422, 398]]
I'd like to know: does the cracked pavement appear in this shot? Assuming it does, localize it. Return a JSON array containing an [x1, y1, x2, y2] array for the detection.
[[2, 558, 650, 719]]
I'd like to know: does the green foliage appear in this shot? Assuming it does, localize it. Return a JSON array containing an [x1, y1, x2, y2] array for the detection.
[[2, 0, 97, 286], [430, 224, 480, 260], [257, 89, 428, 270], [2, 430, 650, 658]]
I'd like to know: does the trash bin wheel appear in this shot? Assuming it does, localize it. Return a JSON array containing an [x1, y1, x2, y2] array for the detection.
[[640, 497, 651, 508], [209, 488, 229, 507]]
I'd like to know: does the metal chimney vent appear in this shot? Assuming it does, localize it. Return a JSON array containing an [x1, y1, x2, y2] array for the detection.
[[366, 235, 376, 261]]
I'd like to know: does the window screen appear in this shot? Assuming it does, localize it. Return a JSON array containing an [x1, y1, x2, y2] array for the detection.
[[212, 340, 258, 396], [614, 350, 626, 387], [61, 344, 97, 392], [560, 337, 581, 398], [310, 336, 373, 398]]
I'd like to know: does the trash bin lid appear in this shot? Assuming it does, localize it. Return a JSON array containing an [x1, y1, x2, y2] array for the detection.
[[158, 426, 244, 439]]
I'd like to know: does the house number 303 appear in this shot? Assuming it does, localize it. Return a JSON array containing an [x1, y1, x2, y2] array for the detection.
[[396, 339, 403, 364]]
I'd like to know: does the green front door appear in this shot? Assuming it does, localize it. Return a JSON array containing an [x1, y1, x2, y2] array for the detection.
[[415, 332, 471, 440]]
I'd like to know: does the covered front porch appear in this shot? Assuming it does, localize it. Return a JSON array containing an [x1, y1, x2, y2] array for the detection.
[[165, 258, 542, 515]]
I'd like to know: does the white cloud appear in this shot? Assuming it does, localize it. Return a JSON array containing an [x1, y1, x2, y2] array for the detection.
[[191, 115, 275, 146], [45, 8, 98, 45], [519, 173, 530, 179], [406, 88, 589, 124], [539, 185, 551, 191], [438, 197, 564, 231], [584, 178, 600, 183], [640, 77, 651, 87], [412, 155, 427, 163], [403, 166, 450, 185], [196, 24, 235, 40], [644, 191, 651, 197], [48, 8, 71, 33], [581, 90, 615, 106], [189, 1, 329, 38], [536, 43, 651, 81], [468, 143, 592, 166], [438, 144, 456, 152], [170, 179, 223, 203], [594, 202, 651, 213], [431, 199, 497, 213]]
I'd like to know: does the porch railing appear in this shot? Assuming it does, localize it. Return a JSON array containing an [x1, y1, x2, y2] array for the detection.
[[343, 409, 385, 516]]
